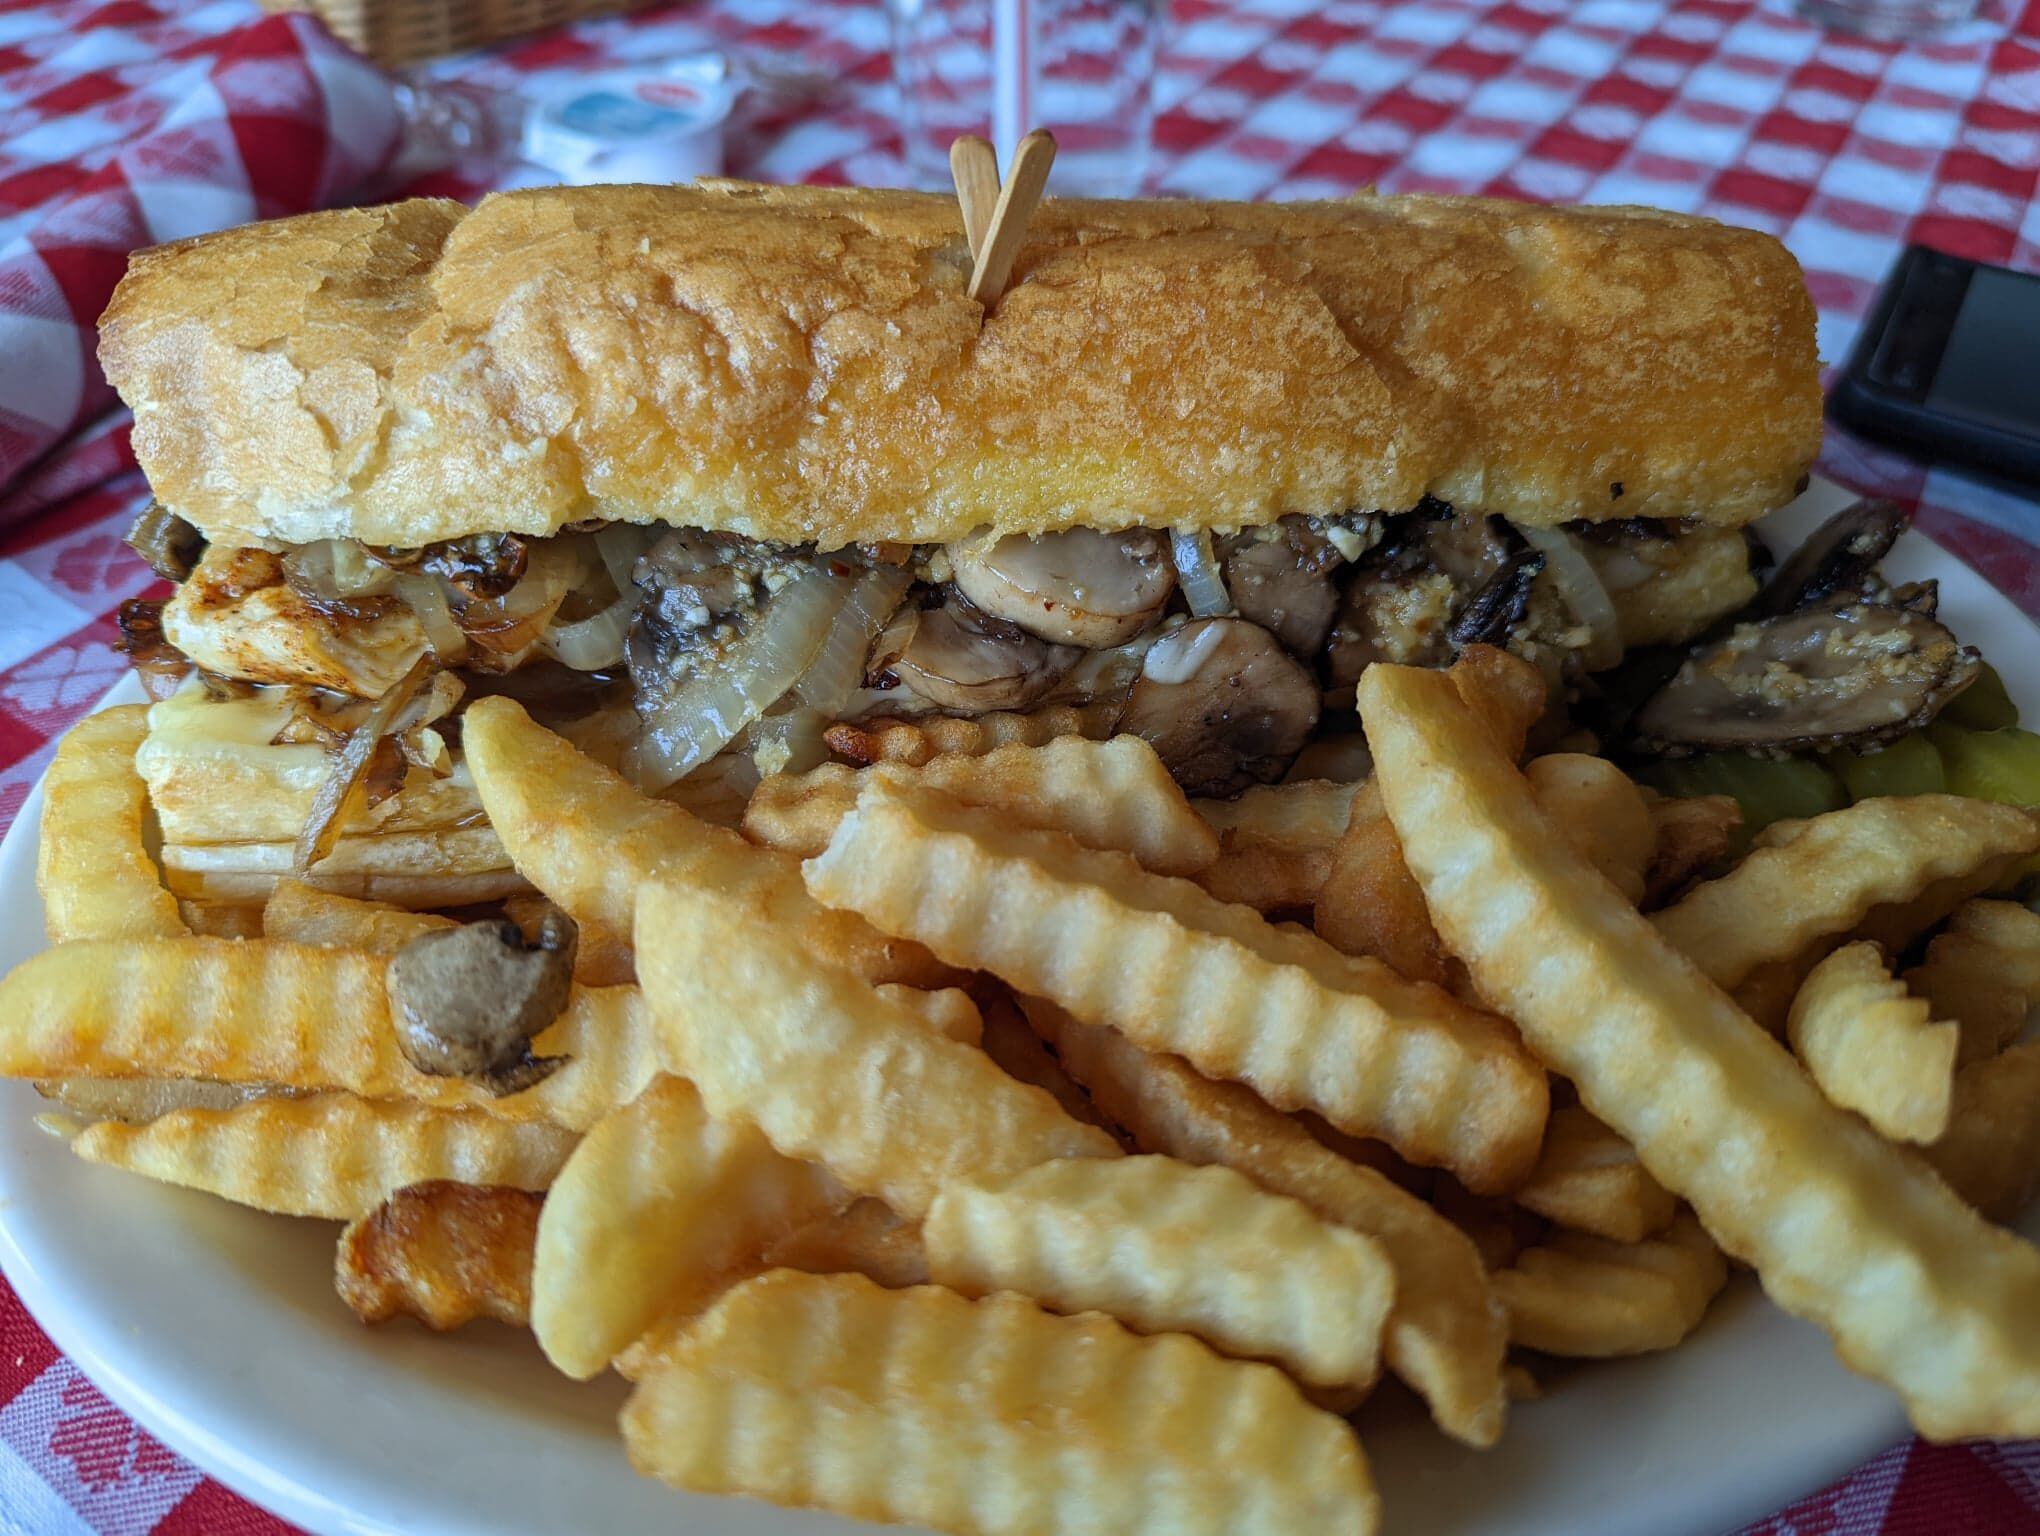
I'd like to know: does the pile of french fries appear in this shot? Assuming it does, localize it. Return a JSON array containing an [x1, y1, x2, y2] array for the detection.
[[8, 643, 2040, 1534]]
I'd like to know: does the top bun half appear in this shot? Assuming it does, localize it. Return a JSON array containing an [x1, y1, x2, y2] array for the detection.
[[99, 182, 1822, 550]]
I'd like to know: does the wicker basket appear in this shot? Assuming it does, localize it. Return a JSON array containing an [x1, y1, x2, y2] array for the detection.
[[263, 0, 661, 67]]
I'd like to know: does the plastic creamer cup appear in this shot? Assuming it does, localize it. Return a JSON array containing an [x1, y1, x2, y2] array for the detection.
[[521, 56, 737, 186]]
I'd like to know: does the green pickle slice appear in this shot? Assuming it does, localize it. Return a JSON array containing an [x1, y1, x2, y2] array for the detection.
[[1644, 753, 1847, 846], [1930, 724, 2040, 890], [1831, 733, 1946, 801], [1941, 662, 2019, 732], [1930, 724, 2040, 808]]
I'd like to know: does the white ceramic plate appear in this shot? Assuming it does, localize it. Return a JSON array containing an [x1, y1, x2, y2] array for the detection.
[[1, 478, 2035, 1536]]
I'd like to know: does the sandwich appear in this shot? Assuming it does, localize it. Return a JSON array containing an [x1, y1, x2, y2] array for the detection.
[[97, 182, 1828, 910]]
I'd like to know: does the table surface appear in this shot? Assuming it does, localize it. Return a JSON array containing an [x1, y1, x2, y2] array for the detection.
[[0, 0, 2038, 1531]]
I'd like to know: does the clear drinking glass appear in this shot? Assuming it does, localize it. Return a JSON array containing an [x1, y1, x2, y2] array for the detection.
[[888, 0, 1162, 198], [1794, 0, 1981, 39]]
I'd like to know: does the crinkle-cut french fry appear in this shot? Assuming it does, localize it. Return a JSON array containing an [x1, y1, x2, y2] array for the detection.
[[926, 1155, 1394, 1392], [1513, 1105, 1676, 1243], [574, 968, 983, 1381], [37, 707, 186, 943], [178, 902, 264, 939], [1429, 1179, 1543, 1273], [504, 893, 635, 986], [1522, 754, 1651, 906], [1906, 900, 2040, 1067], [655, 749, 758, 830], [336, 1181, 541, 1329], [1855, 870, 2012, 955], [1733, 872, 2004, 1039], [1446, 643, 1546, 761], [462, 696, 948, 987], [1729, 951, 1823, 1036], [1752, 818, 1812, 849], [36, 1077, 282, 1125], [875, 984, 984, 1046], [1360, 662, 2040, 1441], [263, 878, 458, 951], [532, 1074, 847, 1379], [1788, 943, 1957, 1144], [1194, 780, 1370, 847], [1292, 1109, 1432, 1193], [1920, 1043, 2040, 1222], [1492, 1213, 1727, 1357], [70, 1093, 577, 1220], [1651, 796, 2040, 992], [0, 939, 658, 1132], [1030, 1000, 1507, 1448], [978, 992, 1124, 1142], [1313, 798, 1450, 987], [1190, 843, 1332, 914], [763, 1198, 929, 1289], [1192, 780, 1371, 912], [161, 826, 524, 907], [1504, 1363, 1543, 1401], [494, 985, 659, 1132], [621, 1272, 1380, 1536], [745, 737, 1218, 874], [1641, 792, 1741, 909], [638, 883, 1119, 1221], [821, 704, 1120, 768], [804, 779, 1548, 1192], [1316, 759, 1650, 985], [618, 1198, 932, 1380]]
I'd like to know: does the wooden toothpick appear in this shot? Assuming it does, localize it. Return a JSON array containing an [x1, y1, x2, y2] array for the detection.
[[968, 129, 1056, 310], [949, 135, 1000, 261]]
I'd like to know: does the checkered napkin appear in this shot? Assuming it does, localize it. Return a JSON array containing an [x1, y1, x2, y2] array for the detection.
[[0, 1, 399, 516], [0, 0, 2038, 1533]]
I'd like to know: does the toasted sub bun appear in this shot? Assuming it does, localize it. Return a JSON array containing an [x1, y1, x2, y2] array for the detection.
[[101, 184, 1819, 549]]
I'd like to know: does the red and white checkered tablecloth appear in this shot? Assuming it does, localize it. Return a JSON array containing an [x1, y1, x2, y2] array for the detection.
[[1, 0, 2038, 1531]]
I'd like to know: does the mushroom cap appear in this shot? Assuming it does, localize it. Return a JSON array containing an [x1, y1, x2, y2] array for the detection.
[[890, 598, 1078, 712], [1753, 498, 1907, 618], [1118, 617, 1321, 797], [1634, 602, 1981, 755], [950, 528, 1174, 649], [387, 917, 578, 1092], [1223, 535, 1340, 655]]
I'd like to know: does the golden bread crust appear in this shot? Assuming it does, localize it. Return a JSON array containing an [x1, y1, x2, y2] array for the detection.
[[101, 184, 1821, 548]]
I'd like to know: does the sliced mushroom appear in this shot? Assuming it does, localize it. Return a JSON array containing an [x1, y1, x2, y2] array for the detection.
[[949, 528, 1174, 648], [1118, 617, 1320, 797], [1222, 525, 1343, 655], [1445, 544, 1544, 647], [1634, 603, 1981, 755], [1350, 501, 1518, 594], [388, 910, 579, 1095], [1325, 509, 1536, 690], [1888, 579, 1939, 615], [889, 597, 1078, 712], [1753, 499, 1908, 617]]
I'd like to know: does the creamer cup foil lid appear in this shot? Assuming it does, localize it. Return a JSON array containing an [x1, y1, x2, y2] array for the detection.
[[523, 56, 736, 185]]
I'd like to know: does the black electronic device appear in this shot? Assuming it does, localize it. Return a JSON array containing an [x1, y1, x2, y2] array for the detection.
[[1830, 244, 2040, 491]]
